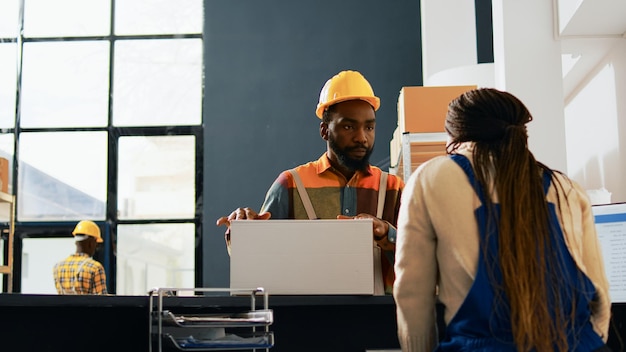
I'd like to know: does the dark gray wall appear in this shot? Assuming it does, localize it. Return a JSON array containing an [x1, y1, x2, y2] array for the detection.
[[202, 0, 422, 288]]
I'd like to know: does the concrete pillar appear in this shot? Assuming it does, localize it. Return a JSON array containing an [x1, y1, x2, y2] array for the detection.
[[420, 0, 477, 83], [492, 0, 568, 172]]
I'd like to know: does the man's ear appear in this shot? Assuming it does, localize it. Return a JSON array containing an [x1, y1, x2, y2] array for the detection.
[[320, 121, 329, 141]]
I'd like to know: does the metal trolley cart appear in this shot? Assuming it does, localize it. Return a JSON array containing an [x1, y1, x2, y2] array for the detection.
[[149, 287, 274, 351]]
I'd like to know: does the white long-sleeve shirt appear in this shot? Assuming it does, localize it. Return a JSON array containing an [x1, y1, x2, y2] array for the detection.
[[393, 148, 611, 352]]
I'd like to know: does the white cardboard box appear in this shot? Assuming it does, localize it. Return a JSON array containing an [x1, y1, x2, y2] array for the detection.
[[229, 219, 375, 295]]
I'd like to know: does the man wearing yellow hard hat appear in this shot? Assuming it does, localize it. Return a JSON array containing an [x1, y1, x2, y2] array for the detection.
[[217, 70, 404, 293], [53, 220, 108, 295]]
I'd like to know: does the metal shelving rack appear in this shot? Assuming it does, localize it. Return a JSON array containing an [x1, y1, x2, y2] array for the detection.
[[149, 287, 274, 352], [389, 132, 448, 181]]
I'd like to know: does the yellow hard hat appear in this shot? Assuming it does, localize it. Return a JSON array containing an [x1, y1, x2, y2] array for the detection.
[[72, 220, 103, 243], [315, 70, 380, 118]]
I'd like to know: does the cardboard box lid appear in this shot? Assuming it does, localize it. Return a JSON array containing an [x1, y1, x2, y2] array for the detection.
[[398, 85, 476, 133]]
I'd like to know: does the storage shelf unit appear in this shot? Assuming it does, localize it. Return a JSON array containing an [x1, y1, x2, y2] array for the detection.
[[390, 132, 447, 181], [0, 191, 15, 293], [149, 287, 274, 352], [390, 85, 475, 181]]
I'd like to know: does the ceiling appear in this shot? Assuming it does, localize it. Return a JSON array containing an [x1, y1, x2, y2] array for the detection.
[[559, 0, 626, 37], [557, 0, 626, 101]]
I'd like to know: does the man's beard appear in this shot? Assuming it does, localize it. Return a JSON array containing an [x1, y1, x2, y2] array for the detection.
[[328, 134, 374, 172]]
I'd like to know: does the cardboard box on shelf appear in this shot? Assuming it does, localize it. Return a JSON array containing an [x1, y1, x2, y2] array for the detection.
[[397, 85, 477, 133], [394, 139, 448, 181], [0, 157, 8, 193]]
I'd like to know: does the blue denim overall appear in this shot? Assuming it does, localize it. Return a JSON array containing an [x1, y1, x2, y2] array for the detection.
[[437, 154, 605, 351]]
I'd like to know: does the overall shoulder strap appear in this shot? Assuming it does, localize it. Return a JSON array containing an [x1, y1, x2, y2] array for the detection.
[[450, 154, 486, 204], [542, 169, 552, 195], [288, 169, 317, 220]]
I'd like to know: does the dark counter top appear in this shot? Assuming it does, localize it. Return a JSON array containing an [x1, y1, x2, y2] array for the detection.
[[0, 292, 395, 308], [0, 292, 400, 352], [0, 293, 623, 351]]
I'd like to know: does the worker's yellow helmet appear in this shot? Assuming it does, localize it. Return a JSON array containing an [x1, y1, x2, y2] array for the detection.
[[72, 220, 103, 243], [315, 70, 380, 118]]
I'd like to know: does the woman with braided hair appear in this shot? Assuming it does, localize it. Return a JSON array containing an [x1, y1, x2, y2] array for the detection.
[[393, 88, 611, 351]]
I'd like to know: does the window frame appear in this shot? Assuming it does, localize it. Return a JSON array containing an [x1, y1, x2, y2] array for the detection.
[[1, 0, 204, 294]]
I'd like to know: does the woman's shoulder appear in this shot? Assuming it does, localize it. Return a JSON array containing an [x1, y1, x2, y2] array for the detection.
[[550, 170, 581, 193], [546, 169, 594, 208]]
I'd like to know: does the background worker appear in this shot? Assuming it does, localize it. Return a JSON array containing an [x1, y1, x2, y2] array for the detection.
[[393, 88, 610, 351], [217, 70, 404, 293], [53, 220, 108, 295]]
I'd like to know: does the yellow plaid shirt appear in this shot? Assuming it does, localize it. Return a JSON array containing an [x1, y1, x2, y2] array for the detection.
[[53, 253, 108, 295]]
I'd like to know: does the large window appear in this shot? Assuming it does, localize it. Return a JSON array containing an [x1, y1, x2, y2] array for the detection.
[[0, 0, 203, 294]]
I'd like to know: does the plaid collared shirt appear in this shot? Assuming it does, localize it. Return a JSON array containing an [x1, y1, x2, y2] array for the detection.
[[260, 153, 404, 292], [53, 253, 108, 295]]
